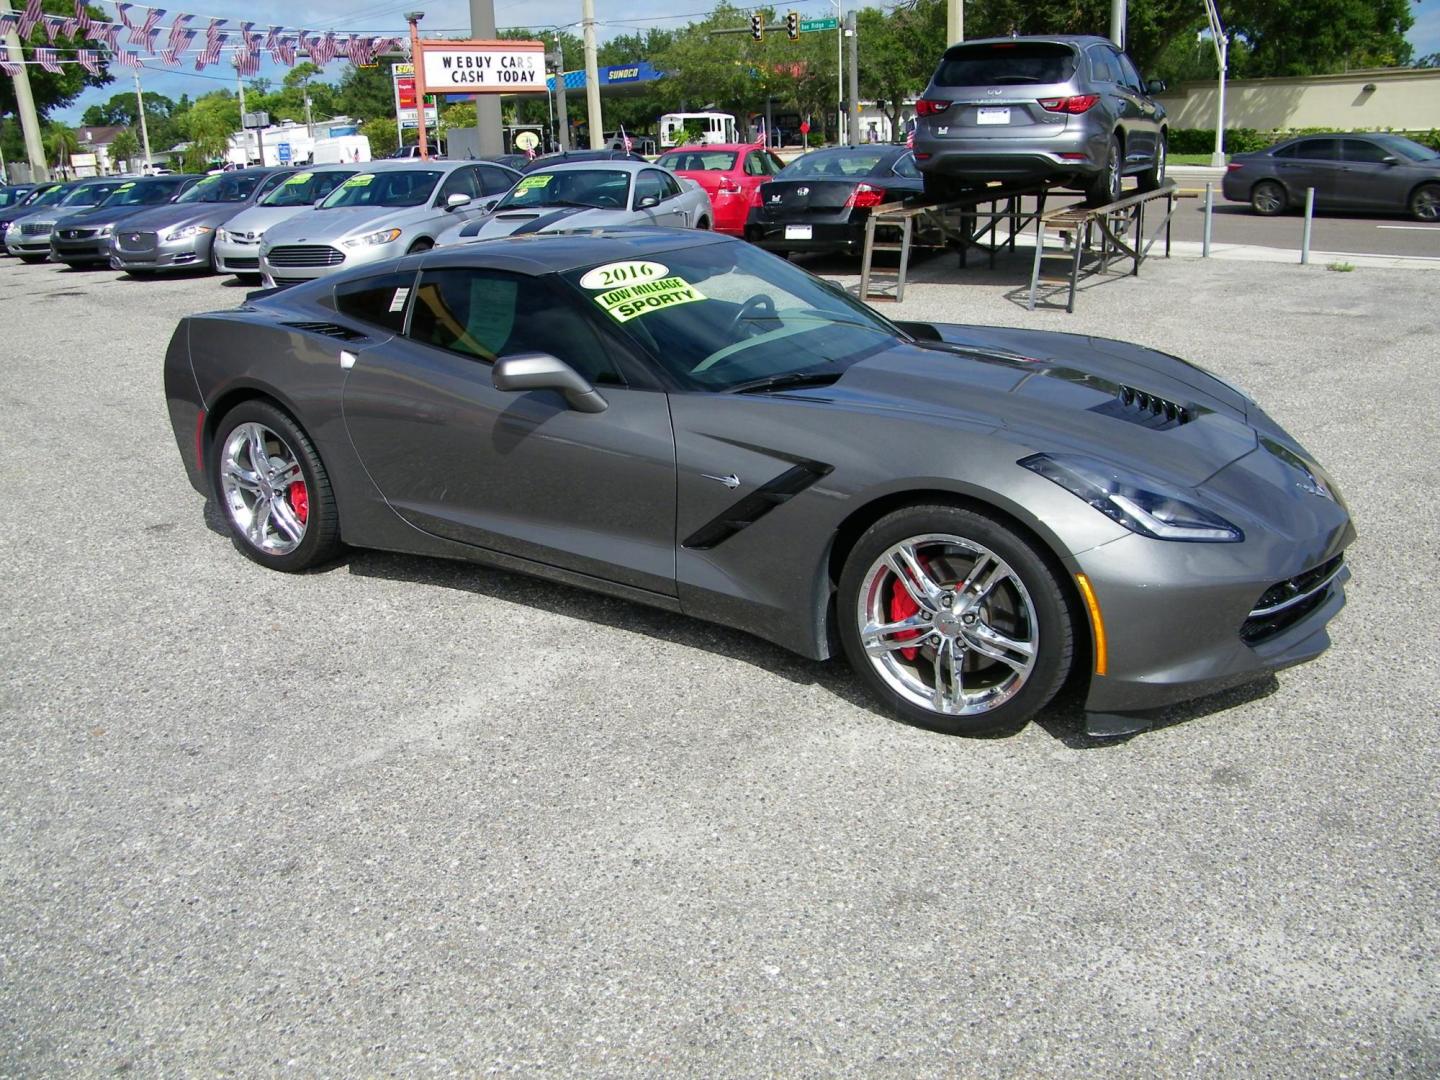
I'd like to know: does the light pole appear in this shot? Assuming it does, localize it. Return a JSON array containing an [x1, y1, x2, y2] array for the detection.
[[1110, 0, 1126, 49], [234, 56, 248, 164], [552, 38, 569, 151], [134, 71, 153, 174], [0, 0, 49, 180], [947, 0, 962, 45], [406, 11, 429, 160], [582, 0, 603, 148], [467, 0, 503, 155], [1204, 0, 1228, 167]]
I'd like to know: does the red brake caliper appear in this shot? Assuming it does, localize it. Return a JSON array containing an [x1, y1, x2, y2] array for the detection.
[[889, 568, 924, 661], [287, 481, 309, 525]]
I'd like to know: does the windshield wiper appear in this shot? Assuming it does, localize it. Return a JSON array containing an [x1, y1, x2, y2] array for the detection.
[[730, 370, 846, 395]]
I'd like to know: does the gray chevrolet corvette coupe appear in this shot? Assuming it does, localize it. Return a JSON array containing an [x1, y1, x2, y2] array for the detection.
[[164, 230, 1353, 738]]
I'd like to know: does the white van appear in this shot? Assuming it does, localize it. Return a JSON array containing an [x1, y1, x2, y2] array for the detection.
[[658, 112, 737, 148]]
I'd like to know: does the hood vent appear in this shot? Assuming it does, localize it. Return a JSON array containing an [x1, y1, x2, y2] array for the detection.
[[283, 321, 369, 342], [1090, 385, 1194, 430]]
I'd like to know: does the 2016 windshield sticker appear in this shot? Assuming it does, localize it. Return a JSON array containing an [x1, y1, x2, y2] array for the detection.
[[580, 260, 668, 291], [515, 174, 554, 193], [283, 171, 314, 186], [343, 174, 374, 187], [594, 276, 706, 323]]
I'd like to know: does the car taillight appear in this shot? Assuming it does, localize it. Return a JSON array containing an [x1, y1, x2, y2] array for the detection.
[[1226, 163, 1245, 171], [717, 176, 742, 195], [1037, 94, 1100, 114], [846, 183, 886, 209], [750, 185, 766, 208], [915, 98, 951, 117]]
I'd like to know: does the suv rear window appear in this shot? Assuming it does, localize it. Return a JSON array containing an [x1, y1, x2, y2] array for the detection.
[[934, 43, 1077, 87]]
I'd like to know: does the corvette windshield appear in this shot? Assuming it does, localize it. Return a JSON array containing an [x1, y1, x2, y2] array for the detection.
[[495, 169, 631, 211], [562, 242, 903, 392], [320, 170, 441, 208], [177, 173, 261, 204], [262, 169, 358, 206]]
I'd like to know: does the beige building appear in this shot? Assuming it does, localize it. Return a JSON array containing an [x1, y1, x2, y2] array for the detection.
[[1157, 66, 1440, 132]]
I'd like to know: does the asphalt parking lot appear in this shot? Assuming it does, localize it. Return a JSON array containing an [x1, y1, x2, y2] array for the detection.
[[1, 253, 1437, 1076]]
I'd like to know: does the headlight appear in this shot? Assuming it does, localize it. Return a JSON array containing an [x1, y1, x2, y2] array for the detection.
[[1020, 453, 1244, 543], [215, 228, 228, 242], [344, 228, 402, 248], [165, 224, 213, 241]]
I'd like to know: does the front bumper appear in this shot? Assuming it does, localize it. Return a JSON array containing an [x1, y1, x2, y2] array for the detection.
[[52, 230, 112, 262], [109, 230, 214, 273], [213, 235, 264, 275], [259, 239, 395, 287], [6, 230, 52, 257]]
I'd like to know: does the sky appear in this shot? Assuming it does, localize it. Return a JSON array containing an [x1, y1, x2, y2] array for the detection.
[[55, 0, 1440, 124]]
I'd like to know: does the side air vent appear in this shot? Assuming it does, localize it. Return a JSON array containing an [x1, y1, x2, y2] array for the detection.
[[1089, 385, 1194, 430], [682, 460, 834, 550], [283, 321, 369, 342]]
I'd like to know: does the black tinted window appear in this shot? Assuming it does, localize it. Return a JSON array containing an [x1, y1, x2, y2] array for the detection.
[[409, 268, 622, 384], [1276, 139, 1340, 160], [477, 166, 518, 194], [635, 170, 668, 205], [333, 269, 416, 334], [1340, 139, 1392, 163], [934, 43, 1076, 86], [1088, 47, 1117, 82]]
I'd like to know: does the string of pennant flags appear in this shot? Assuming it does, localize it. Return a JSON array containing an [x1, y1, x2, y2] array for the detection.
[[0, 1, 409, 77]]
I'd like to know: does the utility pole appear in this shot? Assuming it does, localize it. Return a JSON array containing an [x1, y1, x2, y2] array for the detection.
[[0, 0, 50, 181], [406, 11, 429, 160], [846, 11, 859, 147], [303, 72, 314, 141], [552, 38, 569, 151], [235, 57, 248, 164], [134, 71, 153, 173], [947, 0, 962, 46], [467, 0, 503, 155], [834, 0, 844, 144], [582, 0, 603, 148], [1203, 0, 1228, 167], [1110, 0, 1126, 50]]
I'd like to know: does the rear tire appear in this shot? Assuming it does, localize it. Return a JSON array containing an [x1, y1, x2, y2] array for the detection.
[[837, 504, 1074, 737], [1084, 135, 1123, 207], [210, 399, 341, 573], [1251, 179, 1287, 216], [1409, 182, 1440, 223], [1137, 132, 1167, 192]]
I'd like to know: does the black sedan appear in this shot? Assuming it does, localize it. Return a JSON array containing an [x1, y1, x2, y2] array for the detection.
[[521, 148, 649, 173], [744, 146, 925, 257], [1222, 132, 1440, 221]]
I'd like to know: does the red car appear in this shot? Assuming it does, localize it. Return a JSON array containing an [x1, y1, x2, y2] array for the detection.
[[655, 143, 788, 236]]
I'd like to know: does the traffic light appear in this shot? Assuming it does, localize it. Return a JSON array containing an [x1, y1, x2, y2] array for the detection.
[[751, 12, 763, 40], [786, 11, 798, 40]]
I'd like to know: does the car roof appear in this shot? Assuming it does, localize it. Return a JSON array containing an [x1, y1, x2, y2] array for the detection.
[[352, 158, 471, 172], [659, 144, 759, 154], [524, 159, 656, 175], [422, 227, 732, 276], [947, 34, 1111, 48]]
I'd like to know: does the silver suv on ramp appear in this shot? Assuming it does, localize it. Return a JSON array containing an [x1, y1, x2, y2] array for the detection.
[[913, 35, 1168, 206]]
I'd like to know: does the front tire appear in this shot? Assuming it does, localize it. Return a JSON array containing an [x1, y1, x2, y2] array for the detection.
[[210, 400, 341, 572], [1251, 180, 1287, 216], [837, 505, 1074, 737], [1410, 182, 1440, 223], [1137, 132, 1167, 192]]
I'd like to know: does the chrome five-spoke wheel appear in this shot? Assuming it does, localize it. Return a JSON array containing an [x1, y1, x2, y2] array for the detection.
[[210, 400, 340, 572], [857, 534, 1037, 717], [220, 422, 309, 555], [838, 505, 1073, 735]]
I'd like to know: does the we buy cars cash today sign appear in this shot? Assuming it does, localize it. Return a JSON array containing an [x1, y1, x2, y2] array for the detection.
[[417, 39, 545, 93]]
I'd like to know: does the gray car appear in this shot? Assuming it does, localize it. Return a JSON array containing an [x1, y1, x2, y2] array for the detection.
[[436, 160, 713, 247], [257, 160, 521, 287], [1222, 132, 1440, 221], [109, 167, 290, 275], [163, 230, 1353, 740], [51, 174, 202, 267], [5, 177, 131, 262], [213, 165, 362, 281], [914, 35, 1167, 206]]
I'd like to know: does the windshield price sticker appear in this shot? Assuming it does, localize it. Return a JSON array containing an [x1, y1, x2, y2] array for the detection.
[[114, 183, 135, 193], [343, 174, 375, 187], [515, 174, 554, 193], [594, 276, 706, 323], [580, 260, 669, 291], [283, 171, 314, 186]]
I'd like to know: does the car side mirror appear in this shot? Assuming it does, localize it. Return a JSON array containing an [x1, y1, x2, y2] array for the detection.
[[492, 352, 608, 413], [637, 194, 660, 209], [1146, 78, 1167, 95], [1382, 155, 1399, 165], [445, 192, 472, 209]]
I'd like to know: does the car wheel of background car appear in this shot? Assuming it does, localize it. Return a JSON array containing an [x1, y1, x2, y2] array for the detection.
[[406, 238, 434, 254], [1250, 180, 1287, 216], [18, 254, 47, 264], [1084, 135, 1123, 207], [837, 504, 1074, 737], [1409, 182, 1440, 223], [697, 217, 711, 230], [210, 399, 340, 573], [1137, 132, 1167, 192]]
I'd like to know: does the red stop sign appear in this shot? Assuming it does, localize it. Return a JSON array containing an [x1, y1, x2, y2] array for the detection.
[[800, 120, 811, 134]]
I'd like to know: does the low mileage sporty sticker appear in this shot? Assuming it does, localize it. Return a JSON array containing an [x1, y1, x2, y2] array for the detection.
[[593, 276, 706, 323]]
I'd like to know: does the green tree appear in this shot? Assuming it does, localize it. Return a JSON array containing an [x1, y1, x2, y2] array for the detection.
[[1225, 0, 1414, 76], [180, 92, 238, 171], [338, 64, 396, 122], [858, 0, 946, 137], [359, 115, 398, 157], [45, 121, 79, 173], [108, 126, 140, 168], [0, 2, 112, 120]]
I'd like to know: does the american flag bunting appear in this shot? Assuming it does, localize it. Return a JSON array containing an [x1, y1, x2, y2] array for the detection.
[[18, 0, 43, 40], [74, 0, 92, 36], [0, 15, 18, 39], [0, 45, 19, 76], [119, 50, 143, 69], [41, 15, 65, 42], [130, 7, 165, 50], [78, 48, 102, 74], [37, 47, 62, 72]]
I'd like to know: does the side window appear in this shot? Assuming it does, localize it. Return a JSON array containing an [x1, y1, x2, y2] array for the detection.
[[1291, 139, 1340, 160], [635, 170, 667, 206], [1114, 50, 1144, 91], [659, 172, 682, 199], [332, 269, 416, 334], [1088, 46, 1117, 82], [743, 152, 767, 176], [256, 173, 288, 197], [477, 166, 518, 195], [408, 268, 624, 385], [1341, 139, 1390, 164], [312, 172, 351, 200], [436, 167, 480, 203], [892, 152, 921, 179]]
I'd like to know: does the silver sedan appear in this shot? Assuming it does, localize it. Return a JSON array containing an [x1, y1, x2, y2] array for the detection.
[[434, 160, 714, 246]]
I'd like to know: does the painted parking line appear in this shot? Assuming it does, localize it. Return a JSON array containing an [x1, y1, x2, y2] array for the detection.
[[1375, 225, 1440, 231]]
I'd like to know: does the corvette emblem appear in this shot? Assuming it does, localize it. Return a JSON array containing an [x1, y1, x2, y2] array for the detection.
[[702, 472, 741, 489]]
